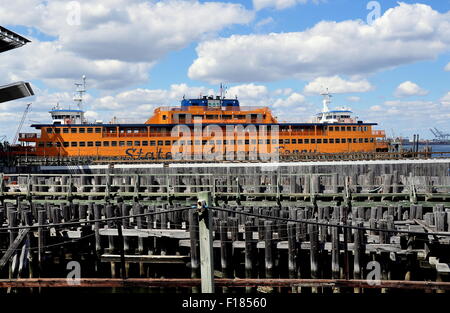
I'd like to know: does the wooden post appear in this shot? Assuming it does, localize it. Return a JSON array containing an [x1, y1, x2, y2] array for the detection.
[[244, 220, 255, 294], [308, 222, 319, 293], [197, 191, 214, 293], [287, 222, 297, 293], [219, 220, 231, 293], [37, 210, 46, 280], [353, 220, 365, 293], [189, 209, 200, 293], [331, 221, 340, 293], [264, 220, 274, 281]]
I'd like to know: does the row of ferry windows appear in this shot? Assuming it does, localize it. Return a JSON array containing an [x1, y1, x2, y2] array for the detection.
[[38, 137, 374, 148], [45, 126, 369, 134]]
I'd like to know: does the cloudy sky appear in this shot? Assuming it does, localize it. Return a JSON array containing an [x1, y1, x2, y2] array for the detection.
[[1, 0, 450, 141]]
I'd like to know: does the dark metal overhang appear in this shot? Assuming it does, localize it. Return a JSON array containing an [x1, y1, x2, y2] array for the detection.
[[0, 25, 30, 53], [0, 81, 35, 103]]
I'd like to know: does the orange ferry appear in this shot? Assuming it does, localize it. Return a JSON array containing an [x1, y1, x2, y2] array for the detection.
[[17, 81, 388, 159]]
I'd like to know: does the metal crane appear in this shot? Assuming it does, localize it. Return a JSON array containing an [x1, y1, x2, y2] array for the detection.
[[429, 127, 450, 141], [13, 103, 31, 145]]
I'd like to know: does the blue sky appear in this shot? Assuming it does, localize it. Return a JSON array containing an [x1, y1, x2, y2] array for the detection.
[[1, 0, 450, 140]]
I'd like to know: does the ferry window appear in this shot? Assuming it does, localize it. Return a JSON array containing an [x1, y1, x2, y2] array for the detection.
[[251, 139, 257, 144], [364, 138, 369, 143], [272, 139, 277, 144], [336, 139, 340, 143], [304, 139, 309, 144], [142, 141, 148, 146], [63, 128, 69, 133], [71, 128, 77, 133], [311, 139, 316, 144], [111, 141, 117, 147], [55, 128, 61, 134], [202, 140, 207, 145], [244, 140, 249, 145], [358, 138, 363, 143], [46, 142, 52, 147], [95, 141, 101, 147], [87, 128, 93, 133], [370, 138, 374, 143], [127, 141, 132, 146], [329, 139, 334, 143], [87, 142, 94, 147], [119, 141, 125, 146], [103, 141, 110, 147], [364, 127, 367, 131], [165, 140, 171, 146], [217, 140, 223, 145], [258, 139, 263, 144], [63, 142, 69, 147], [341, 127, 345, 131], [323, 139, 328, 144], [298, 139, 303, 144], [162, 115, 167, 120], [229, 140, 235, 145], [292, 139, 297, 144], [135, 141, 141, 146], [71, 142, 77, 147], [279, 139, 283, 144], [341, 139, 346, 143], [79, 142, 86, 147], [187, 140, 192, 145], [238, 140, 243, 145], [317, 139, 322, 144], [347, 127, 351, 131], [358, 127, 362, 131], [79, 128, 85, 133], [266, 139, 270, 145], [56, 142, 61, 147], [194, 140, 200, 145], [353, 127, 356, 131], [284, 139, 290, 144], [348, 138, 351, 143], [95, 128, 101, 133], [150, 141, 156, 146], [334, 127, 339, 131], [329, 127, 333, 131], [38, 143, 44, 147], [158, 140, 163, 146], [47, 128, 53, 133], [353, 138, 357, 143]]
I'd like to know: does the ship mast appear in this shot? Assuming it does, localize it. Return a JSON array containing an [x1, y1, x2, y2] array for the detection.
[[320, 88, 332, 113], [73, 75, 86, 111]]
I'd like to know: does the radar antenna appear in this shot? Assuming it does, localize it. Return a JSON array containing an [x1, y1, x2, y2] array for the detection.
[[73, 75, 86, 110]]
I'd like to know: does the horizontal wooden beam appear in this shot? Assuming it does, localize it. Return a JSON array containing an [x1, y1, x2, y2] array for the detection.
[[1, 278, 450, 290], [100, 254, 189, 264]]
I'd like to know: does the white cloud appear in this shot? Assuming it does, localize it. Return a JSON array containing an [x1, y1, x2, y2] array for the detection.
[[272, 92, 305, 108], [255, 17, 275, 29], [445, 63, 450, 71], [303, 76, 374, 94], [253, 0, 322, 11], [227, 84, 268, 100], [440, 92, 450, 106], [347, 96, 361, 102], [369, 105, 383, 112], [394, 81, 429, 97], [0, 0, 254, 90], [189, 3, 450, 83]]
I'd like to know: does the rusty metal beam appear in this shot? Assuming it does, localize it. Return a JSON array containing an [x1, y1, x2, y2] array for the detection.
[[0, 278, 450, 290]]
